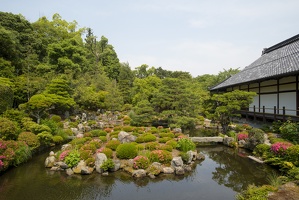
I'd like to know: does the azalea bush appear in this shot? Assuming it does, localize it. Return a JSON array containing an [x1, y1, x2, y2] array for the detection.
[[270, 142, 293, 156], [237, 133, 248, 141], [59, 150, 70, 161], [133, 155, 150, 169], [17, 132, 40, 151], [149, 150, 172, 164]]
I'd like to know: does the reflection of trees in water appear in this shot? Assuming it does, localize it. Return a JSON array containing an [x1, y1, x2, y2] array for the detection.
[[200, 146, 276, 192]]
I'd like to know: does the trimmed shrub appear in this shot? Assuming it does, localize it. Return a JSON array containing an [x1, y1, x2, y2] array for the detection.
[[253, 144, 270, 158], [279, 120, 299, 143], [158, 144, 173, 152], [80, 143, 97, 153], [79, 150, 92, 160], [37, 132, 53, 146], [70, 138, 88, 146], [116, 143, 137, 159], [106, 140, 120, 151], [248, 128, 265, 144], [50, 115, 61, 123], [286, 145, 299, 166], [52, 135, 64, 144], [159, 132, 175, 138], [64, 150, 81, 168], [176, 138, 196, 152], [145, 142, 159, 151], [180, 152, 190, 164], [90, 129, 107, 137], [136, 144, 145, 151], [122, 126, 134, 132], [158, 137, 172, 143], [97, 147, 113, 158], [85, 157, 95, 167], [149, 150, 172, 164], [18, 132, 40, 151], [0, 117, 20, 140], [99, 136, 107, 142], [133, 155, 150, 169], [166, 140, 177, 148], [30, 124, 52, 135], [136, 133, 156, 143]]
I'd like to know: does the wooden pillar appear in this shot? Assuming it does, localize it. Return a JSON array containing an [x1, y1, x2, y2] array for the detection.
[[283, 106, 286, 122], [274, 106, 277, 121], [263, 106, 266, 122], [258, 82, 261, 112], [277, 79, 280, 114], [297, 75, 299, 116], [253, 105, 256, 121]]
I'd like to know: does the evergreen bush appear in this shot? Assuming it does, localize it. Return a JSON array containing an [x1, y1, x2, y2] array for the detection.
[[176, 138, 196, 152], [116, 143, 137, 159], [17, 132, 40, 151], [106, 140, 120, 151]]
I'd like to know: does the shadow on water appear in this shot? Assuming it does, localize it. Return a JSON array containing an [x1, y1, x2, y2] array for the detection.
[[0, 145, 278, 200]]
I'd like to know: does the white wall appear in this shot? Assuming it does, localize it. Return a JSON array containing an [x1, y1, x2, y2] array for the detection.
[[280, 92, 297, 116], [260, 94, 277, 113]]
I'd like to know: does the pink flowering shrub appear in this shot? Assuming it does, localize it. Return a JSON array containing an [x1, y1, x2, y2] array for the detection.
[[133, 155, 150, 169], [270, 142, 293, 156], [237, 133, 249, 141], [59, 150, 70, 161], [149, 150, 172, 164]]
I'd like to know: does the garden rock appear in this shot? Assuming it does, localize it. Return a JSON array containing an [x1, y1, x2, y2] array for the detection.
[[187, 151, 197, 163], [174, 166, 185, 175], [95, 153, 107, 173], [111, 159, 121, 172], [148, 162, 163, 175], [172, 128, 182, 133], [132, 169, 146, 178], [171, 157, 184, 168], [66, 168, 74, 176], [183, 164, 192, 172], [45, 151, 56, 168], [196, 153, 205, 161], [238, 140, 246, 147], [162, 167, 174, 174], [118, 131, 136, 143], [223, 137, 234, 146], [71, 128, 79, 135], [56, 161, 68, 169], [61, 144, 72, 151]]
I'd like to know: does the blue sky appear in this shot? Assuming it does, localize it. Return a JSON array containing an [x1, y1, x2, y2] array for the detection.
[[1, 0, 299, 77]]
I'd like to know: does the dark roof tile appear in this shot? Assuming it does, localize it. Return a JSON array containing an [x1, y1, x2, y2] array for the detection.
[[211, 34, 299, 90]]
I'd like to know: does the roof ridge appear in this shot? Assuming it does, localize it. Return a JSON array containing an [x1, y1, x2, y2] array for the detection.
[[262, 34, 299, 55]]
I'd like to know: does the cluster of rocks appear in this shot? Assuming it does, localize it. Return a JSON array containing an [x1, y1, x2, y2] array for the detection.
[[45, 149, 205, 178]]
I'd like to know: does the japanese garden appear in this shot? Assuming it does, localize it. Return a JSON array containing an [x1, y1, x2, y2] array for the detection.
[[0, 12, 299, 200]]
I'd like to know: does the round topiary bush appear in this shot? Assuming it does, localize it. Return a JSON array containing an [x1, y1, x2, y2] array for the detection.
[[17, 132, 40, 151], [166, 140, 177, 148], [106, 140, 120, 151], [52, 135, 64, 144], [116, 143, 137, 159], [159, 132, 175, 138], [158, 144, 173, 152], [136, 133, 156, 143], [158, 137, 172, 143]]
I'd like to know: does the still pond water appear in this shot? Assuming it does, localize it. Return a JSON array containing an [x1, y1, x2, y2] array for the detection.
[[0, 145, 277, 200]]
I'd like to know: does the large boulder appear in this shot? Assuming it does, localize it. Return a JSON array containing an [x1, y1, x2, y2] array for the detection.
[[174, 166, 185, 175], [187, 151, 197, 164], [95, 153, 107, 173], [147, 162, 163, 176], [162, 167, 174, 174], [72, 160, 94, 175], [45, 151, 56, 168], [111, 159, 121, 172], [118, 131, 136, 143], [171, 157, 184, 168]]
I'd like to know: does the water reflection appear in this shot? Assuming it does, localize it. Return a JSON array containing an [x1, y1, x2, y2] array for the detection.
[[200, 145, 277, 192], [0, 145, 278, 200]]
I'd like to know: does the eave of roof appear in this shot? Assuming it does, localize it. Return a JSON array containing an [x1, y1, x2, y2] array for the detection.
[[210, 34, 299, 91]]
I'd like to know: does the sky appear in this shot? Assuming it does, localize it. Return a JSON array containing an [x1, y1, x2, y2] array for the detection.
[[1, 0, 299, 77]]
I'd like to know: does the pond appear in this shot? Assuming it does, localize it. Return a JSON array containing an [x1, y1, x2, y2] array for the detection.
[[0, 145, 277, 200]]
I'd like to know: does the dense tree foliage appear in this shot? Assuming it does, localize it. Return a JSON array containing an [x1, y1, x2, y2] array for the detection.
[[0, 11, 248, 131]]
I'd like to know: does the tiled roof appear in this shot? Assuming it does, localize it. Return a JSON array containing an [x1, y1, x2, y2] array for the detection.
[[211, 34, 299, 90]]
